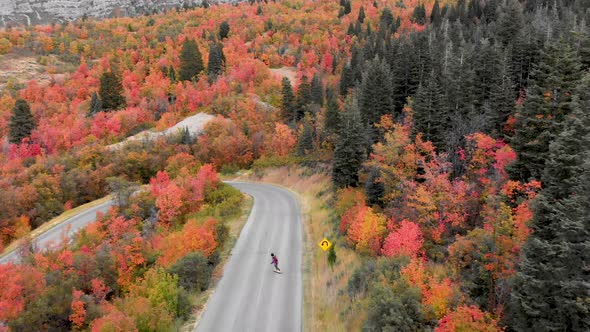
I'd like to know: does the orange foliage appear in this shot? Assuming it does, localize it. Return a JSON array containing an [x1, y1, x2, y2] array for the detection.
[[341, 203, 386, 256], [436, 305, 502, 332], [156, 218, 218, 267], [91, 307, 137, 332], [266, 123, 297, 157], [0, 264, 45, 321], [70, 288, 86, 329]]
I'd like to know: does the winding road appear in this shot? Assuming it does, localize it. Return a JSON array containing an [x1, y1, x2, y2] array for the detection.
[[0, 182, 303, 332], [195, 182, 303, 332], [0, 200, 114, 265]]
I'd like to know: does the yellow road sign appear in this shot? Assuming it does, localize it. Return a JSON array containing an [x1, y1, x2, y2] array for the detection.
[[319, 238, 332, 251]]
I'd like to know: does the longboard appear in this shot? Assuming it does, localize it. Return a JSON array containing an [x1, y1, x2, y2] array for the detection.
[[273, 270, 282, 274]]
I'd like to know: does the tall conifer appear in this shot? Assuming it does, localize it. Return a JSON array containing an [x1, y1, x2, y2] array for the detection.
[[332, 98, 366, 188], [179, 39, 204, 81], [99, 71, 126, 111], [8, 99, 35, 144], [509, 74, 590, 331]]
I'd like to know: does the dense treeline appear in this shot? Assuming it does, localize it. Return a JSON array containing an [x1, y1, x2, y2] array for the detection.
[[320, 0, 589, 330], [0, 0, 588, 330]]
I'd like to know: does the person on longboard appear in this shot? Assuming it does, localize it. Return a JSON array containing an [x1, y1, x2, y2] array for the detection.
[[271, 253, 281, 273]]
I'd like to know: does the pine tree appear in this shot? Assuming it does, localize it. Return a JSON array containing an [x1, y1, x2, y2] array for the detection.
[[339, 62, 354, 96], [347, 23, 357, 37], [167, 65, 177, 83], [365, 167, 385, 207], [510, 40, 582, 182], [207, 43, 226, 80], [359, 57, 395, 142], [343, 0, 351, 15], [298, 115, 315, 156], [88, 91, 102, 118], [380, 7, 394, 30], [489, 51, 515, 136], [412, 4, 427, 25], [99, 71, 126, 111], [219, 21, 230, 40], [332, 98, 366, 188], [358, 6, 366, 23], [8, 99, 35, 144], [509, 74, 590, 331], [324, 87, 341, 135], [281, 77, 296, 123], [295, 76, 312, 122], [179, 39, 204, 81], [430, 0, 441, 25], [412, 75, 447, 150], [496, 0, 524, 46], [311, 74, 324, 107]]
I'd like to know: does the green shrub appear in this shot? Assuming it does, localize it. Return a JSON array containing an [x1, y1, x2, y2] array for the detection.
[[168, 252, 213, 292], [205, 184, 243, 218]]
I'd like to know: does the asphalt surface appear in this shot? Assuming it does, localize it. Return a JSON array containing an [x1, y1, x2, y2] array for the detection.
[[0, 200, 114, 265], [195, 182, 303, 332]]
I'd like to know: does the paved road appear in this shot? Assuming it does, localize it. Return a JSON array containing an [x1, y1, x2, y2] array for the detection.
[[0, 200, 114, 265], [195, 182, 303, 332]]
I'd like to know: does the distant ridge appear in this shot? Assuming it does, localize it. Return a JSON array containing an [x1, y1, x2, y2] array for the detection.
[[0, 0, 237, 27]]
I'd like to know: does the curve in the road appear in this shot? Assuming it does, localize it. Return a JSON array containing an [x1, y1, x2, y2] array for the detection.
[[0, 200, 113, 265], [195, 182, 303, 332]]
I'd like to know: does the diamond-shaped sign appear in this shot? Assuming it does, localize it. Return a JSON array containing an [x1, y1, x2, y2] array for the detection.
[[318, 238, 332, 251]]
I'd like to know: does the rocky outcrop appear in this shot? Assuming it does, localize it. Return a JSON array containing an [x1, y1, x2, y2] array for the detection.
[[0, 0, 220, 26]]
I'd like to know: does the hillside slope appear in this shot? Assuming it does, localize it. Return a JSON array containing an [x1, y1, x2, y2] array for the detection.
[[0, 0, 235, 26]]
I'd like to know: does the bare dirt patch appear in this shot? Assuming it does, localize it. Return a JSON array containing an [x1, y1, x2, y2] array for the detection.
[[106, 112, 215, 151], [269, 66, 297, 86], [0, 55, 52, 90]]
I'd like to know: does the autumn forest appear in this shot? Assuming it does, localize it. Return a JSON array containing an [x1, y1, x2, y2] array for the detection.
[[0, 0, 589, 330]]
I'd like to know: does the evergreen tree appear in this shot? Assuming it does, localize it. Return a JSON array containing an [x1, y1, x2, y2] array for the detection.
[[207, 43, 226, 80], [365, 167, 385, 207], [347, 23, 357, 37], [412, 75, 447, 150], [510, 40, 582, 182], [359, 57, 395, 142], [99, 71, 126, 111], [298, 115, 315, 156], [430, 0, 441, 25], [8, 99, 35, 144], [358, 6, 365, 23], [179, 39, 204, 81], [350, 44, 364, 85], [380, 7, 394, 30], [509, 74, 590, 331], [88, 91, 102, 118], [339, 62, 354, 96], [324, 87, 341, 135], [219, 21, 230, 39], [256, 6, 263, 15], [412, 4, 427, 25], [343, 0, 351, 15], [489, 51, 515, 136], [311, 74, 324, 106], [167, 65, 177, 83], [332, 98, 366, 188], [280, 77, 296, 123], [496, 0, 524, 46], [295, 76, 312, 122]]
